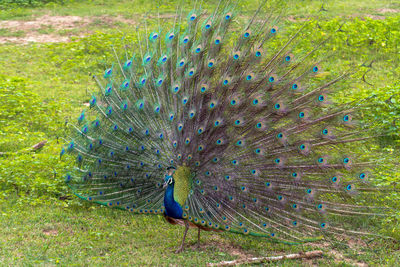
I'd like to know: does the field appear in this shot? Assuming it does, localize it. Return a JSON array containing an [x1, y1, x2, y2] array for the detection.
[[1, 0, 400, 265]]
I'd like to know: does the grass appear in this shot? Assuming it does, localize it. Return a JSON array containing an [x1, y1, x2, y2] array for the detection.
[[0, 28, 26, 37], [1, 198, 399, 266], [36, 24, 56, 34], [0, 0, 399, 265], [1, 0, 399, 20]]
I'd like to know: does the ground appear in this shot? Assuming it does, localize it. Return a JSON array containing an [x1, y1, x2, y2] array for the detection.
[[0, 0, 399, 44], [1, 200, 399, 266], [0, 0, 399, 265]]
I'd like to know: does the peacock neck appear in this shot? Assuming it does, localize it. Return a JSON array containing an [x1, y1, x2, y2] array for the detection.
[[163, 165, 192, 219], [164, 183, 183, 219]]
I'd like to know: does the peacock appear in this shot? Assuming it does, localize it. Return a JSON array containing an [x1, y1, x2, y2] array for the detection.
[[61, 0, 397, 253]]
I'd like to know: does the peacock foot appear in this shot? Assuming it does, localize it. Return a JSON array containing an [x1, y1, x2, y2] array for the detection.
[[174, 246, 184, 254]]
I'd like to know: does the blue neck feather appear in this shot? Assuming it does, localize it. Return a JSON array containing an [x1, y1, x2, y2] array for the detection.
[[164, 183, 183, 219]]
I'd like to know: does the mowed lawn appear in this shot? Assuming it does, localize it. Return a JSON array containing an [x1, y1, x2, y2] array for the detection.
[[0, 0, 400, 265]]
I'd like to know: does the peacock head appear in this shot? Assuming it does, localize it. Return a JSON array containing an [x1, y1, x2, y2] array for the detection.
[[163, 166, 176, 188]]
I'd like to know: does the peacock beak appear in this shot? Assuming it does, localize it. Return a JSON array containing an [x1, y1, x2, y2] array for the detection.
[[163, 176, 173, 188], [163, 181, 168, 188]]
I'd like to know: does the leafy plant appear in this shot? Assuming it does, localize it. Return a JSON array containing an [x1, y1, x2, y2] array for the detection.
[[0, 75, 70, 204], [1, 0, 65, 9]]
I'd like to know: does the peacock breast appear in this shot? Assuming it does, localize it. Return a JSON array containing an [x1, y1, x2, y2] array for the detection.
[[172, 165, 192, 207]]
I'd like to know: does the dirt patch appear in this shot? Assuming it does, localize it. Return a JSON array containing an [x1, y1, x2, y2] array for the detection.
[[345, 13, 386, 20], [287, 15, 310, 22], [0, 33, 73, 44], [186, 234, 255, 262], [377, 8, 400, 13], [188, 239, 253, 259], [43, 229, 58, 236], [0, 33, 72, 43], [91, 15, 138, 27], [306, 240, 369, 266], [364, 14, 386, 20], [0, 14, 139, 44], [0, 15, 90, 44], [0, 15, 90, 31]]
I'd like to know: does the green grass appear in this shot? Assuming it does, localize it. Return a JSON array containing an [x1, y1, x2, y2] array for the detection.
[[0, 28, 26, 37], [1, 199, 399, 266], [1, 0, 399, 20], [0, 0, 400, 265], [36, 24, 56, 34]]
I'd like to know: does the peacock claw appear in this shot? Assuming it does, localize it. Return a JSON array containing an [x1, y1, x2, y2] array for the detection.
[[175, 246, 184, 253]]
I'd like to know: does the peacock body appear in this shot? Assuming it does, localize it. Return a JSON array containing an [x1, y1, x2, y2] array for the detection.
[[61, 1, 396, 252]]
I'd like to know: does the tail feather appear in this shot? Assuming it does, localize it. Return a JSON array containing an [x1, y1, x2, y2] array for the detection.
[[61, 1, 397, 243]]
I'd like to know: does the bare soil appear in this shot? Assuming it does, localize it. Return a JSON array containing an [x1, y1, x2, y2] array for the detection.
[[376, 8, 400, 13], [0, 15, 89, 44], [0, 15, 137, 44]]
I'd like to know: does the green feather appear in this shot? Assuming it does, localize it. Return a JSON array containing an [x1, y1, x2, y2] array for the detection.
[[173, 165, 192, 207]]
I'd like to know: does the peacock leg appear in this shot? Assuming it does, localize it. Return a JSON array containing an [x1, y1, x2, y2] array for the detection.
[[195, 228, 201, 248], [175, 220, 189, 253]]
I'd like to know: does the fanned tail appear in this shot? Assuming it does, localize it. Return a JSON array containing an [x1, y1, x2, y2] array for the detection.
[[61, 0, 398, 244]]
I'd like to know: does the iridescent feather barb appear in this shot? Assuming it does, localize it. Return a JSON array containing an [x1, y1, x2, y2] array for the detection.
[[61, 0, 398, 252]]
